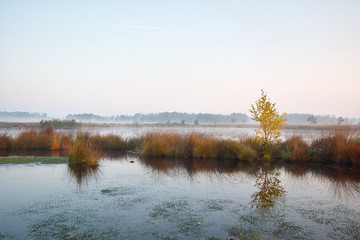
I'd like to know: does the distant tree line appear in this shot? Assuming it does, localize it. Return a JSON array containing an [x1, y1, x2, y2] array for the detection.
[[66, 112, 249, 124], [1, 111, 359, 125], [66, 112, 360, 125], [0, 111, 47, 119]]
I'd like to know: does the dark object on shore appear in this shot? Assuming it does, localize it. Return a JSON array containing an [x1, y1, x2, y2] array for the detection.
[[130, 160, 135, 163]]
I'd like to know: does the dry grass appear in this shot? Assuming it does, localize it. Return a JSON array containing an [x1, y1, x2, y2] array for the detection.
[[10, 126, 72, 151], [141, 133, 187, 158], [309, 126, 360, 164], [280, 136, 309, 161], [90, 134, 128, 150], [12, 129, 52, 150], [0, 134, 11, 150], [68, 137, 100, 166], [2, 127, 360, 165], [139, 133, 260, 161]]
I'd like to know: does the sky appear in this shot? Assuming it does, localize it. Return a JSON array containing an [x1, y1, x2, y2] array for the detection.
[[1, 0, 359, 118]]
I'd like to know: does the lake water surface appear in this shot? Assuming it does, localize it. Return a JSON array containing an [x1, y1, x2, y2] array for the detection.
[[1, 156, 359, 240]]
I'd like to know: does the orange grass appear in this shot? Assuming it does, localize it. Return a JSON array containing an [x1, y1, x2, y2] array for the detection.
[[0, 134, 11, 150], [139, 133, 260, 160], [279, 136, 309, 161], [90, 134, 128, 150], [68, 137, 100, 166], [2, 128, 360, 165]]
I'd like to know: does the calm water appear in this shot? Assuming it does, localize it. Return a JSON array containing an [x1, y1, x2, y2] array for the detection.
[[1, 157, 359, 240]]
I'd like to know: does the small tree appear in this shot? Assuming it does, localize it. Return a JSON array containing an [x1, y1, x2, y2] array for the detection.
[[307, 114, 317, 124], [337, 117, 344, 125], [250, 90, 287, 159]]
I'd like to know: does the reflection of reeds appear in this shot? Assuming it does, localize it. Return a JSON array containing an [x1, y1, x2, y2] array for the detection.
[[139, 157, 261, 180], [283, 162, 360, 199], [67, 163, 100, 186]]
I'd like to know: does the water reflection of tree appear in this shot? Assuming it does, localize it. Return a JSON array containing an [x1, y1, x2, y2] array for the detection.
[[251, 169, 286, 209], [67, 163, 101, 187], [138, 157, 360, 204]]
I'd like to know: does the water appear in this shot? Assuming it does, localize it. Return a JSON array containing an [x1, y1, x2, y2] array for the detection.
[[1, 157, 359, 240]]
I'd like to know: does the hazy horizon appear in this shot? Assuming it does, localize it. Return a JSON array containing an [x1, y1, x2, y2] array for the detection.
[[1, 1, 360, 118]]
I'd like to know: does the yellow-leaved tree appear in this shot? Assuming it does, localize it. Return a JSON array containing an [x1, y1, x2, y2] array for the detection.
[[250, 90, 287, 159]]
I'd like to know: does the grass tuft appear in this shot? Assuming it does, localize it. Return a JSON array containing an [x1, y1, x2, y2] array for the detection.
[[68, 137, 100, 166]]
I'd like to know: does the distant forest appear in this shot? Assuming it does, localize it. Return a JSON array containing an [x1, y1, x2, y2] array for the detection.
[[1, 111, 359, 125], [66, 112, 249, 124], [0, 111, 48, 122]]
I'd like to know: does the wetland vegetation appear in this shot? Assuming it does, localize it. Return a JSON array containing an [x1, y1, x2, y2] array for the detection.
[[0, 126, 359, 166]]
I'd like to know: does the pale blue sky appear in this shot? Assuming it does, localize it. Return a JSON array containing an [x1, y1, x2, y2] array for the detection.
[[1, 0, 359, 117]]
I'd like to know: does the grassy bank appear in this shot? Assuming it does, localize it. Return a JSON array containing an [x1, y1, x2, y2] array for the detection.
[[0, 126, 359, 165], [0, 157, 67, 164]]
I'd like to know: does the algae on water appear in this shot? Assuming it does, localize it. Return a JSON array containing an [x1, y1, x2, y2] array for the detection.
[[0, 157, 68, 165]]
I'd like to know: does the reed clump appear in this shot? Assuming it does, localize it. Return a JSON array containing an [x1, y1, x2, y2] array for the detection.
[[0, 134, 12, 150], [68, 136, 100, 166], [139, 133, 260, 161], [9, 126, 72, 151], [90, 134, 128, 150], [12, 128, 53, 150], [279, 136, 309, 161], [310, 132, 360, 164], [141, 133, 188, 158]]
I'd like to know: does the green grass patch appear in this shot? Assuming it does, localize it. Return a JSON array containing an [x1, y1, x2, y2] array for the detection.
[[0, 157, 68, 164]]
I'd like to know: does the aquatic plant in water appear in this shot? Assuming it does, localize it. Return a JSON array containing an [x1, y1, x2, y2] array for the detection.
[[68, 138, 100, 166]]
